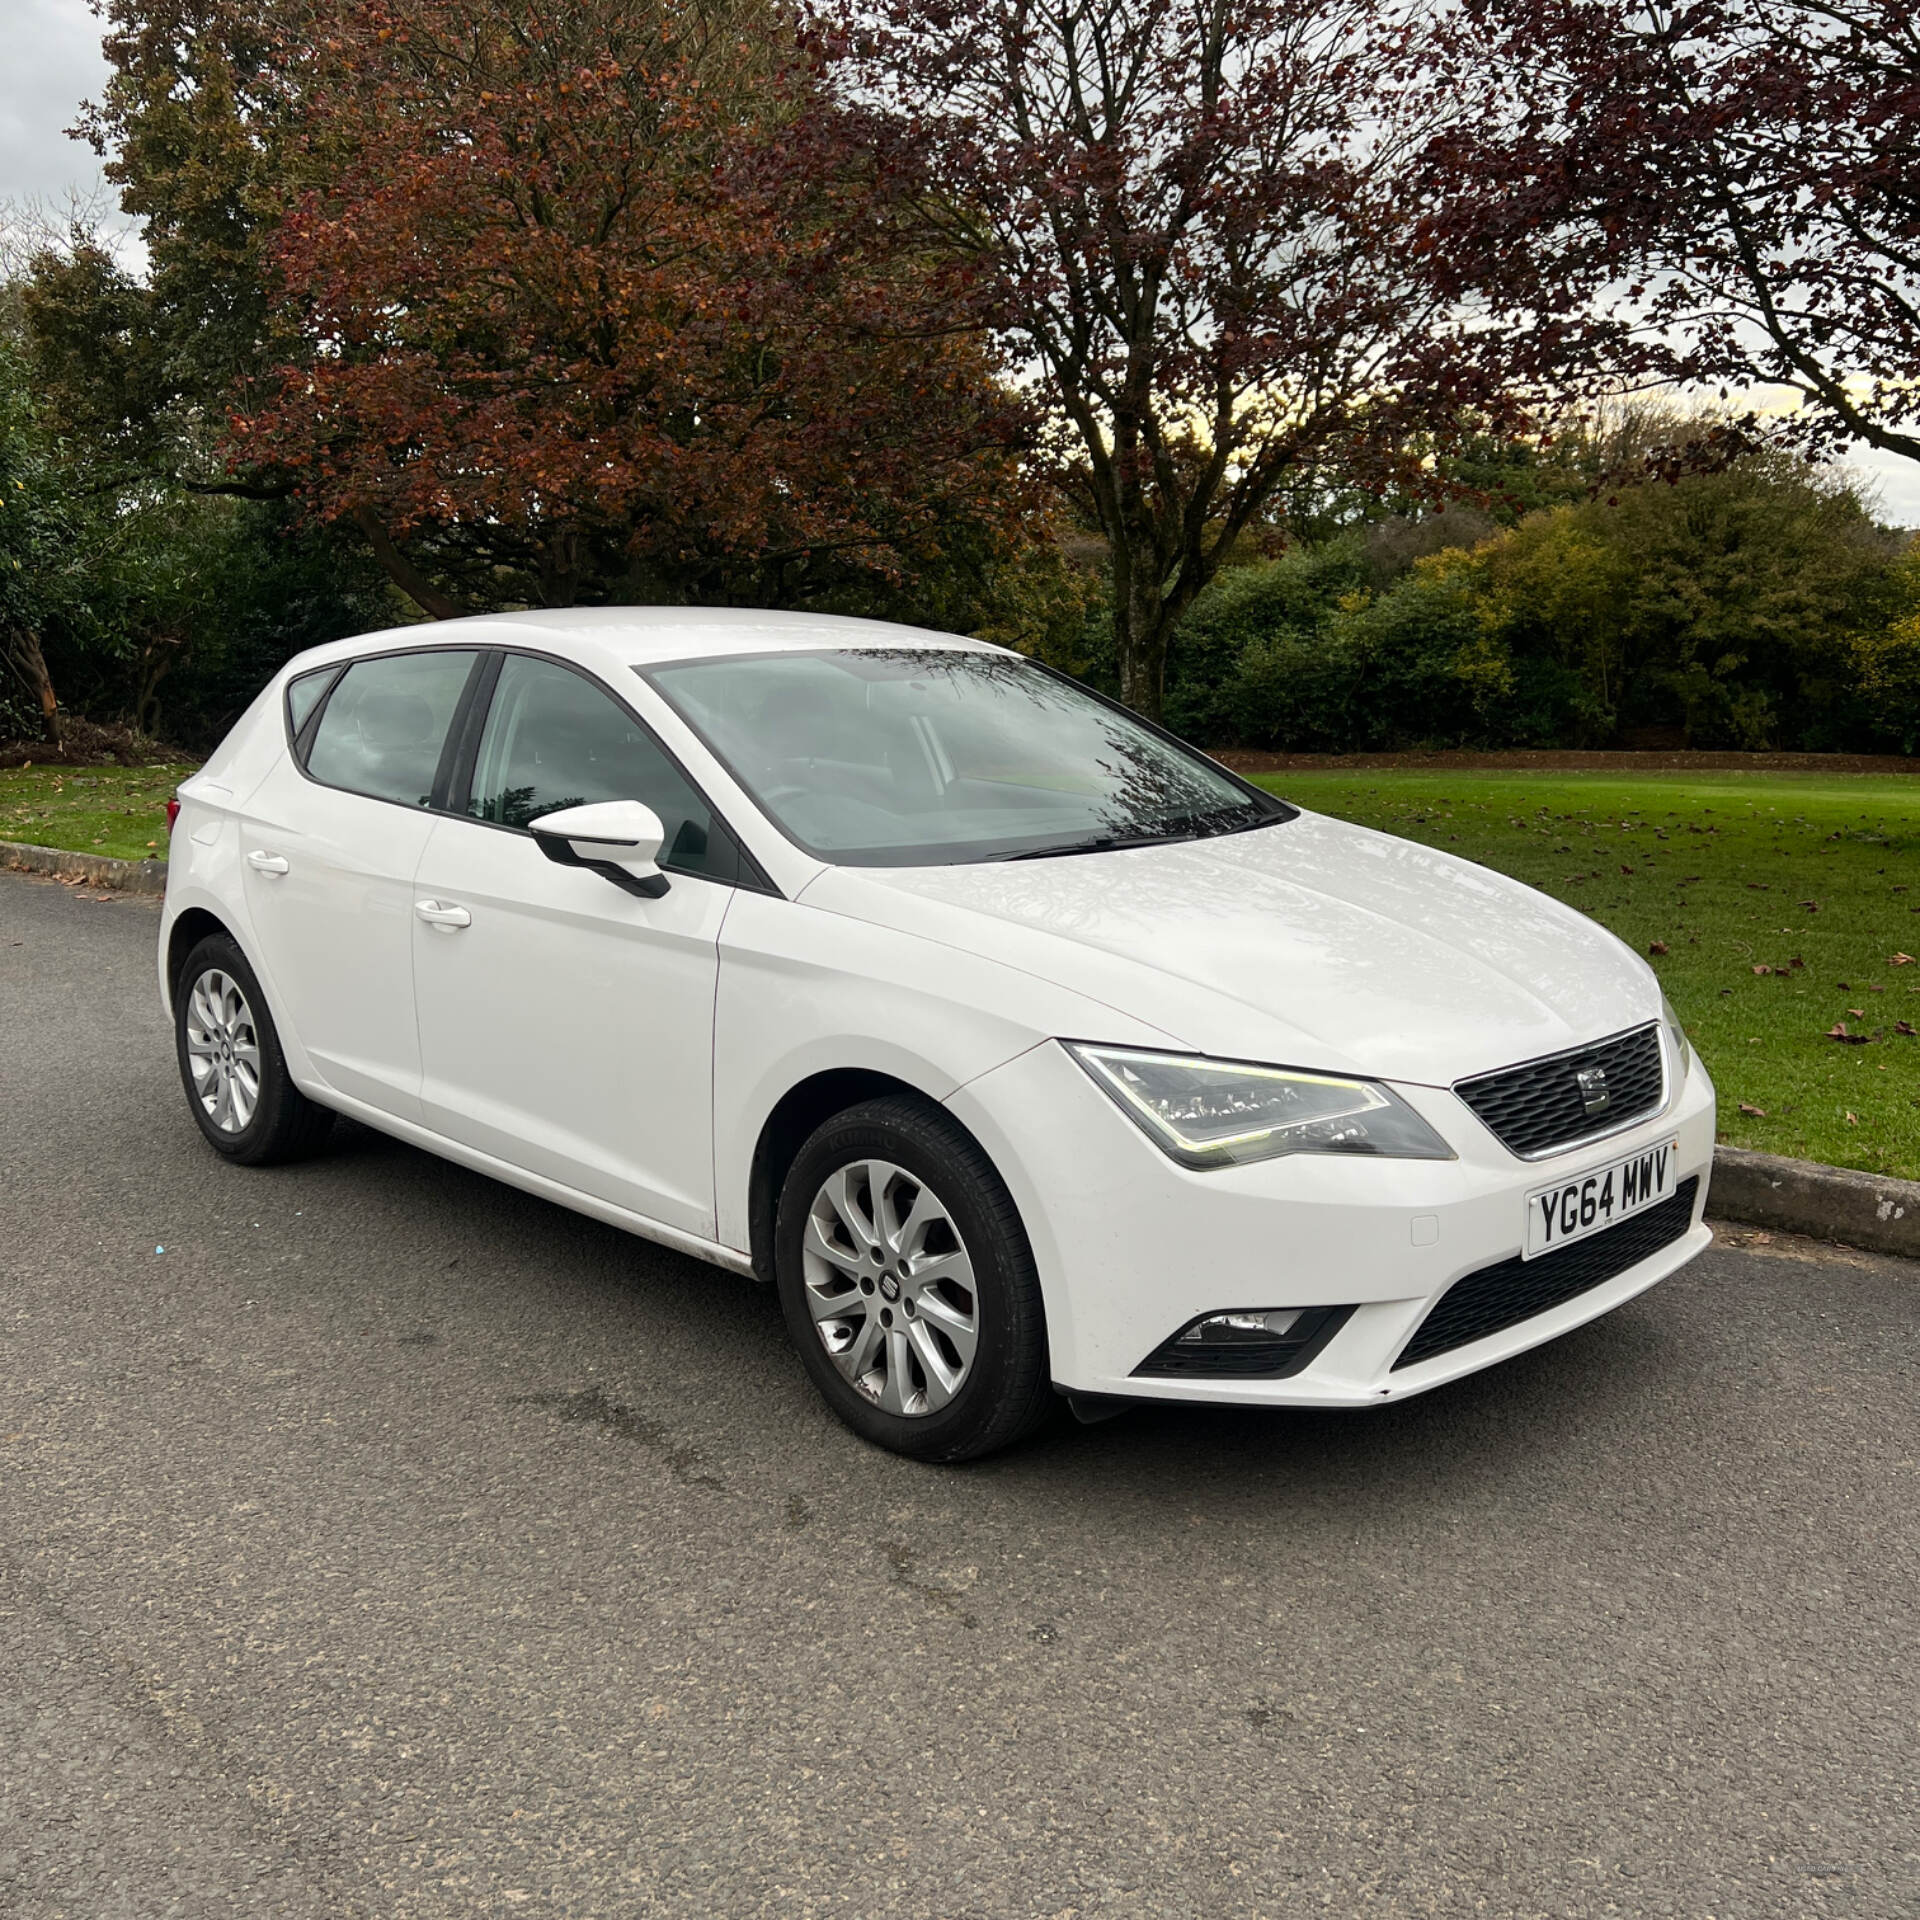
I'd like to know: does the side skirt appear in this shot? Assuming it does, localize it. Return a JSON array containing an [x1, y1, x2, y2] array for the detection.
[[301, 1086, 757, 1279]]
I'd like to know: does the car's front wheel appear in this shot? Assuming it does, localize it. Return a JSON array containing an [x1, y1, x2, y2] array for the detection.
[[774, 1096, 1052, 1462], [173, 934, 334, 1165]]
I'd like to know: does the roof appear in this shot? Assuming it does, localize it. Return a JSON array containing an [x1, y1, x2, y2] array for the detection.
[[299, 605, 1006, 673]]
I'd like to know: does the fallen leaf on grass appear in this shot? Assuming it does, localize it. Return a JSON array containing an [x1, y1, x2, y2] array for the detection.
[[1827, 1023, 1871, 1044], [1848, 1007, 1866, 1017], [1896, 1021, 1916, 1037], [1648, 940, 1669, 955], [1789, 956, 1805, 969], [1893, 953, 1915, 966], [1846, 1111, 1858, 1126], [1800, 900, 1820, 911], [1738, 1102, 1768, 1117], [1620, 864, 1634, 875]]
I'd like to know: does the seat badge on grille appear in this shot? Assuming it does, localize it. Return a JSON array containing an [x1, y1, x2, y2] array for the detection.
[[1575, 1064, 1611, 1116]]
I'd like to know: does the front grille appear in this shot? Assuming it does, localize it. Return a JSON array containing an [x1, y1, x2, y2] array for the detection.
[[1393, 1176, 1698, 1370], [1455, 1024, 1664, 1158]]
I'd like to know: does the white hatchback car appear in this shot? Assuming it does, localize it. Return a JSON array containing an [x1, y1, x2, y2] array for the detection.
[[161, 608, 1716, 1458]]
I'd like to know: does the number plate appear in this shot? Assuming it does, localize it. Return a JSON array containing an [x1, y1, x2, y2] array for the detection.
[[1525, 1137, 1680, 1259]]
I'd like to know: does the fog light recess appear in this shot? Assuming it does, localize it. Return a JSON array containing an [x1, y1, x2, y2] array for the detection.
[[1133, 1305, 1355, 1379]]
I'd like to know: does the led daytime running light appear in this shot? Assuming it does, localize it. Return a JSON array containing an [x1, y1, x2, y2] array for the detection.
[[1067, 1043, 1453, 1168]]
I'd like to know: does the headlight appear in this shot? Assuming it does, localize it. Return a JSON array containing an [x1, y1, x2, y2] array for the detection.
[[1660, 997, 1691, 1082], [1066, 1043, 1455, 1168]]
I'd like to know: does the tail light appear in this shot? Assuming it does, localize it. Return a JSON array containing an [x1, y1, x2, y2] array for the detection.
[[165, 797, 181, 835]]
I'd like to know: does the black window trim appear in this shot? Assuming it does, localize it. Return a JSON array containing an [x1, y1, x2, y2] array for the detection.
[[286, 643, 490, 813], [446, 643, 780, 896], [636, 643, 1298, 869], [284, 661, 347, 761]]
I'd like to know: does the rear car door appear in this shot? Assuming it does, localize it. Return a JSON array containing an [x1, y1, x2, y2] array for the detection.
[[240, 647, 482, 1122], [410, 651, 745, 1237]]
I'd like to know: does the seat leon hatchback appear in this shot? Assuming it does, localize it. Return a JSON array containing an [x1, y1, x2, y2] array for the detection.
[[160, 608, 1716, 1459]]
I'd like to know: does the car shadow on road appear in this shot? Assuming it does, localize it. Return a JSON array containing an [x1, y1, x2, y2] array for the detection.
[[298, 1116, 1713, 1529]]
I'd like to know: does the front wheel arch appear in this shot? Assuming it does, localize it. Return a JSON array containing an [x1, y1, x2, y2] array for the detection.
[[773, 1092, 1053, 1460], [747, 1068, 972, 1283]]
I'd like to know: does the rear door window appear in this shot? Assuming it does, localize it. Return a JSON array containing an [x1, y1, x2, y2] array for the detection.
[[304, 650, 480, 808]]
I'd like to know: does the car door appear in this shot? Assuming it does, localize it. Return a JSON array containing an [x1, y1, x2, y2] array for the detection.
[[240, 647, 483, 1122], [410, 651, 744, 1238]]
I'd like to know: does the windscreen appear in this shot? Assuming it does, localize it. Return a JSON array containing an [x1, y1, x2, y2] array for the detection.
[[642, 647, 1286, 867]]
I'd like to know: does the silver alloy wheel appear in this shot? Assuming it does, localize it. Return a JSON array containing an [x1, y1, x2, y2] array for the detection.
[[801, 1158, 979, 1416], [184, 967, 263, 1134]]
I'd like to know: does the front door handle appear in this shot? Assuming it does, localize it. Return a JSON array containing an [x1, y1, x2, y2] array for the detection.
[[414, 899, 472, 931], [246, 850, 290, 876]]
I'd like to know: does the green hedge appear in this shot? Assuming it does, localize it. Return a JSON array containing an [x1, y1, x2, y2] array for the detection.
[[1135, 454, 1920, 753]]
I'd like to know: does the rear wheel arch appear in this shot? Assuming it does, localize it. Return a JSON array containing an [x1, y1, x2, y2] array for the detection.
[[171, 928, 335, 1163], [166, 907, 237, 1007]]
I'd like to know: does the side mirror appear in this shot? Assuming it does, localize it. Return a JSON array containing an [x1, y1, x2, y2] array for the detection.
[[528, 800, 671, 899]]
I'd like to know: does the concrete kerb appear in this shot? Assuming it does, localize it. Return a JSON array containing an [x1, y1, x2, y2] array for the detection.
[[3, 840, 169, 895], [2, 842, 1914, 1261], [1708, 1147, 1920, 1263]]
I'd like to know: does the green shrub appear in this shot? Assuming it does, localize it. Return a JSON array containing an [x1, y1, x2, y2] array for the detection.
[[1152, 448, 1913, 753]]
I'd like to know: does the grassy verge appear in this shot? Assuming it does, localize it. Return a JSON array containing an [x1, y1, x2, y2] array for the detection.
[[1, 762, 197, 863], [5, 759, 1912, 1177], [1247, 770, 1920, 1181]]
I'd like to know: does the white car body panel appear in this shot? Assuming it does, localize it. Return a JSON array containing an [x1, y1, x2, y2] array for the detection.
[[802, 812, 1656, 1084], [158, 605, 1717, 1420], [412, 815, 733, 1238], [708, 889, 1182, 1257], [238, 751, 439, 1121], [945, 1034, 1715, 1395]]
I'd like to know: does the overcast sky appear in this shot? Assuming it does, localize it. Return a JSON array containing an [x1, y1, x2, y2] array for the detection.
[[4, 0, 118, 213], [5, 0, 1917, 524]]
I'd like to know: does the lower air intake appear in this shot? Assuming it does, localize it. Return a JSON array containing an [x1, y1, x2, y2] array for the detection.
[[1393, 1176, 1699, 1370]]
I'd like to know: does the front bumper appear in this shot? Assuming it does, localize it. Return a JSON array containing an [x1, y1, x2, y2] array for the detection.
[[945, 1037, 1717, 1407]]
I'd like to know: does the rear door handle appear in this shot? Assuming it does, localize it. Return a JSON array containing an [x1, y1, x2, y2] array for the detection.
[[246, 850, 290, 876], [414, 899, 472, 930]]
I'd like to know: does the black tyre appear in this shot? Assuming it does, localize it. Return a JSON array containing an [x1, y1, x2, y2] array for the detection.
[[774, 1095, 1052, 1462], [173, 933, 334, 1165]]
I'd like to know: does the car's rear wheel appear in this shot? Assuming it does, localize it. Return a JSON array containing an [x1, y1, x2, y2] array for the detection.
[[174, 934, 333, 1165], [774, 1096, 1052, 1462]]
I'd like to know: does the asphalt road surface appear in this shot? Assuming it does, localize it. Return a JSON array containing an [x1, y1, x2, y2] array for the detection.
[[2, 870, 1915, 1920]]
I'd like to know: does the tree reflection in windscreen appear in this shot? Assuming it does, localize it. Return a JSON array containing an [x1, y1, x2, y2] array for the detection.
[[644, 648, 1287, 867]]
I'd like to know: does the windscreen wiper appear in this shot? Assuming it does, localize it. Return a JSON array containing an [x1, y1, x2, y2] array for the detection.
[[999, 828, 1196, 861], [999, 805, 1270, 861]]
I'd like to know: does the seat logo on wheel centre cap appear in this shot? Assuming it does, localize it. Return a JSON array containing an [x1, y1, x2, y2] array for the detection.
[[879, 1273, 901, 1302]]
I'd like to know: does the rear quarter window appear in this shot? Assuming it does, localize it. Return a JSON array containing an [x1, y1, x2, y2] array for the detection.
[[285, 665, 339, 742]]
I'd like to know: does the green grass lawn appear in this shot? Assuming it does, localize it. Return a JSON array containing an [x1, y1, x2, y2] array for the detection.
[[4, 759, 1914, 1177], [1250, 771, 1920, 1181], [1, 762, 195, 863]]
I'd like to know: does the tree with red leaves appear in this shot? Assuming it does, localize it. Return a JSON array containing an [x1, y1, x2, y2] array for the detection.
[[823, 0, 1571, 717], [231, 0, 1030, 615], [1443, 0, 1920, 472]]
